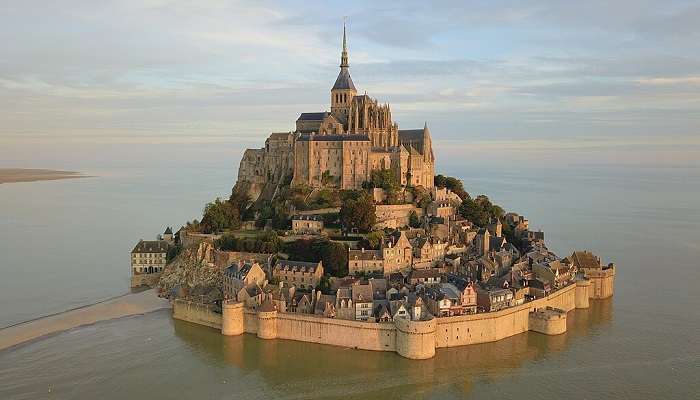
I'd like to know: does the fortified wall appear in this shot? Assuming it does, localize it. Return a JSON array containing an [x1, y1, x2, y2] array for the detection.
[[173, 269, 613, 360]]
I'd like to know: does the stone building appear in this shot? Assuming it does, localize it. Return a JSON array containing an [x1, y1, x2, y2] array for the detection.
[[272, 260, 324, 290], [291, 215, 324, 234], [131, 239, 169, 275], [236, 24, 435, 198], [223, 261, 267, 299]]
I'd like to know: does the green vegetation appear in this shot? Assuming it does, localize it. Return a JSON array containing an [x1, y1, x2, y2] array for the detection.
[[315, 274, 332, 294], [166, 244, 183, 263], [215, 230, 281, 253], [366, 231, 384, 249], [200, 198, 241, 233], [458, 195, 504, 227], [434, 174, 470, 200], [339, 191, 376, 233], [409, 211, 421, 228], [283, 238, 349, 277]]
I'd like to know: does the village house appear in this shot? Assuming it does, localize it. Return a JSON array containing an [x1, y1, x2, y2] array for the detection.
[[314, 291, 337, 318], [411, 236, 447, 265], [272, 260, 324, 290], [291, 214, 324, 234], [262, 282, 295, 312], [348, 248, 384, 275], [223, 261, 267, 299], [381, 230, 414, 273], [409, 269, 443, 286], [476, 286, 514, 312], [335, 286, 354, 320], [352, 282, 374, 321], [237, 284, 265, 309]]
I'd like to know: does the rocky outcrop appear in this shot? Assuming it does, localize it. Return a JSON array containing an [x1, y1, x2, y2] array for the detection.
[[158, 241, 222, 304]]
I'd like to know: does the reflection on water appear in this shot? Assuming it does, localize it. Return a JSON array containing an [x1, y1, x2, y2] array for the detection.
[[169, 299, 613, 399]]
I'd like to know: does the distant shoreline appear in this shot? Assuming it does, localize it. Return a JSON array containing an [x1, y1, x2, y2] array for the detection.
[[0, 168, 90, 184]]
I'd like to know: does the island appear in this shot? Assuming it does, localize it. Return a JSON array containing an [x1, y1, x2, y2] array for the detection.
[[130, 25, 615, 360]]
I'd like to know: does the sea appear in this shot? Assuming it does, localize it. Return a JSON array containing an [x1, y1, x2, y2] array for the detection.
[[1, 140, 699, 399]]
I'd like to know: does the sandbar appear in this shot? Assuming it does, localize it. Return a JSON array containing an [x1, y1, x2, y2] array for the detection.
[[0, 289, 171, 351], [0, 168, 88, 184]]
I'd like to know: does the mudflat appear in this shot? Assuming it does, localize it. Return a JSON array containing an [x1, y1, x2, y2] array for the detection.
[[0, 289, 171, 351], [0, 168, 86, 184]]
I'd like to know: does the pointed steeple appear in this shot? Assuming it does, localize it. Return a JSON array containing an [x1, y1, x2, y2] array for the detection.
[[332, 20, 356, 91], [341, 20, 349, 68]]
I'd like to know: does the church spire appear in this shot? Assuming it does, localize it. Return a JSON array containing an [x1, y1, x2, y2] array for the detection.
[[340, 19, 349, 68]]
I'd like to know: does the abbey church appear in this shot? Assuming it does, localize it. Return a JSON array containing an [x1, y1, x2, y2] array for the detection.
[[237, 25, 435, 197]]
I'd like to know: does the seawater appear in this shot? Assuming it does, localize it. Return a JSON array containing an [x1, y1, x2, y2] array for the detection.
[[1, 142, 699, 399]]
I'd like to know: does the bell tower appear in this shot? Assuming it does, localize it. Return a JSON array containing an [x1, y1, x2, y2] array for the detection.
[[330, 21, 356, 118]]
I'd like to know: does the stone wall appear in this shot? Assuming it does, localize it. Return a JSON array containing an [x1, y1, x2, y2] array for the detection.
[[172, 299, 222, 330], [179, 279, 611, 359], [130, 272, 161, 288], [375, 204, 422, 229], [584, 266, 615, 299]]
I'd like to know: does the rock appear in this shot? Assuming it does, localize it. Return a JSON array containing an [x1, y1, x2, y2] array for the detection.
[[158, 242, 223, 304]]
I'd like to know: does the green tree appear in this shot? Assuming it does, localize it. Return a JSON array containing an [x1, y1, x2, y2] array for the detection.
[[316, 274, 332, 294], [201, 198, 240, 233], [458, 195, 504, 227], [434, 174, 470, 200], [166, 244, 183, 263], [409, 211, 421, 228], [366, 231, 384, 249], [340, 192, 376, 233]]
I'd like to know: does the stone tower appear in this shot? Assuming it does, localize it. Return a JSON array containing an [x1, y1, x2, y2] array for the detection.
[[330, 22, 356, 118]]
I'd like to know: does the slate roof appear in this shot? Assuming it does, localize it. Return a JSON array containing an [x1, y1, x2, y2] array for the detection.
[[297, 112, 328, 121], [132, 240, 169, 254], [571, 251, 601, 269], [411, 269, 443, 280], [274, 259, 321, 273], [332, 67, 356, 91], [352, 283, 374, 302], [349, 249, 383, 261]]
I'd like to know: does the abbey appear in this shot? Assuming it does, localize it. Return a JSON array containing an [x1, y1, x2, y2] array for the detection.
[[237, 25, 435, 195]]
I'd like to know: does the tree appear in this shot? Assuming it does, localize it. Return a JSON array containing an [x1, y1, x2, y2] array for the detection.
[[313, 240, 348, 277], [409, 211, 421, 228], [201, 198, 240, 233], [434, 174, 470, 200], [316, 274, 332, 294], [166, 244, 183, 263], [283, 238, 348, 277], [366, 231, 384, 249], [458, 195, 504, 227], [340, 192, 376, 233]]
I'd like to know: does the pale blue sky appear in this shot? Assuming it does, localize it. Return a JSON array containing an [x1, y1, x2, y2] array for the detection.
[[1, 0, 699, 163]]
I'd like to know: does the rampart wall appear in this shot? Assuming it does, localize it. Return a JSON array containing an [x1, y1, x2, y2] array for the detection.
[[172, 299, 222, 330], [174, 274, 614, 359]]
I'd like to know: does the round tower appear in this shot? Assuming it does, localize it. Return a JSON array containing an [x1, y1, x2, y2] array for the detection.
[[575, 279, 592, 309], [256, 300, 278, 340], [394, 317, 437, 360], [221, 300, 245, 336]]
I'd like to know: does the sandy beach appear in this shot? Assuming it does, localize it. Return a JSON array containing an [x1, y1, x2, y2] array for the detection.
[[0, 289, 171, 351], [0, 168, 87, 184]]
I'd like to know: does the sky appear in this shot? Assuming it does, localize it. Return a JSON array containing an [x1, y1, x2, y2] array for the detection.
[[1, 0, 699, 166]]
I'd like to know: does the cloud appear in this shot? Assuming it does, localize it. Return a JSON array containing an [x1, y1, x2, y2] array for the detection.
[[0, 0, 699, 150]]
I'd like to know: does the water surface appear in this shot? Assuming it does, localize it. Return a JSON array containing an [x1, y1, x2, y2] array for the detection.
[[1, 142, 698, 399]]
